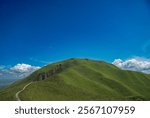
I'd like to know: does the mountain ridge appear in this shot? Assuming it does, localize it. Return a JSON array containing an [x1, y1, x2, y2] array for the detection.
[[0, 58, 150, 101]]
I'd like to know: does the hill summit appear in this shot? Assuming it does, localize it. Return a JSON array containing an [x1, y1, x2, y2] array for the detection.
[[0, 58, 150, 101]]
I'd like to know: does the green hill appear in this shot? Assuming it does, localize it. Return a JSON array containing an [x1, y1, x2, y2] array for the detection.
[[0, 58, 150, 101]]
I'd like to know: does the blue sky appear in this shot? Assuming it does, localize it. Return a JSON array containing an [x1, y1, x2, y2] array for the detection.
[[0, 0, 150, 67]]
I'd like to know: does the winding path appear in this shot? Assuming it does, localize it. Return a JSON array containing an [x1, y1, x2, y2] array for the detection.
[[15, 82, 33, 101]]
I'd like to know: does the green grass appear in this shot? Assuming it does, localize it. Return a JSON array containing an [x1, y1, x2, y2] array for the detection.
[[0, 58, 150, 101]]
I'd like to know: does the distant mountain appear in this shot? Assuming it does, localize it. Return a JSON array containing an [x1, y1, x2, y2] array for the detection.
[[0, 58, 150, 101], [0, 79, 17, 89]]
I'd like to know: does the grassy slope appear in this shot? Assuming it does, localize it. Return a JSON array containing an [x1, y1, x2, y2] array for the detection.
[[0, 58, 150, 101]]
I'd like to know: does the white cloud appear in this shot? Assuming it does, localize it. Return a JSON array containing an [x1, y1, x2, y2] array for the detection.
[[112, 57, 150, 74], [0, 63, 41, 87], [0, 66, 5, 70], [10, 63, 40, 73], [0, 63, 41, 80]]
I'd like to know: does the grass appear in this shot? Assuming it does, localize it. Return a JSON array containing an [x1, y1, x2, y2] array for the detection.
[[0, 58, 150, 101]]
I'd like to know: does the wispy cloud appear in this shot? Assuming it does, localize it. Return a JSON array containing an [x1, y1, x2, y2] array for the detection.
[[0, 66, 5, 70], [29, 58, 51, 64], [142, 40, 150, 53], [112, 57, 150, 74]]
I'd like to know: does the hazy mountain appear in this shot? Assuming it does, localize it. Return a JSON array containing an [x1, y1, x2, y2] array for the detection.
[[0, 79, 17, 89]]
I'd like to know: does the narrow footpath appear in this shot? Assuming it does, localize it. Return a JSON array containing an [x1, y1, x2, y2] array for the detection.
[[15, 82, 33, 101]]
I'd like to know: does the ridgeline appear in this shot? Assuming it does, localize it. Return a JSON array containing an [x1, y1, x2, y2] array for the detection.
[[0, 58, 150, 101]]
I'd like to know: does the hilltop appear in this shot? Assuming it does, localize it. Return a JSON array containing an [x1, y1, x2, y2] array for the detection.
[[0, 58, 150, 101]]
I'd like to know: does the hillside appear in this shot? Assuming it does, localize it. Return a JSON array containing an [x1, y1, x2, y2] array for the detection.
[[0, 58, 150, 101]]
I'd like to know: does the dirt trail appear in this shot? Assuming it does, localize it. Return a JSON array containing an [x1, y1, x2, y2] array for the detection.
[[15, 82, 33, 101]]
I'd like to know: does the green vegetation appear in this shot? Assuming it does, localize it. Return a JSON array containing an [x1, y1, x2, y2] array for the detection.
[[0, 58, 150, 101]]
